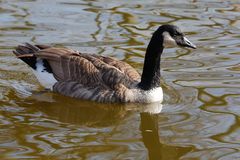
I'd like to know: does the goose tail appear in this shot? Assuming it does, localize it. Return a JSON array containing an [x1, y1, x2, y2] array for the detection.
[[13, 43, 57, 89], [13, 43, 39, 69]]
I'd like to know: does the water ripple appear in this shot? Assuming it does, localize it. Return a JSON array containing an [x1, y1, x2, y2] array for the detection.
[[0, 0, 240, 159]]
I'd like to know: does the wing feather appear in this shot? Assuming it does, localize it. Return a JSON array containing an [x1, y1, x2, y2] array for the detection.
[[96, 56, 141, 82], [34, 47, 139, 89]]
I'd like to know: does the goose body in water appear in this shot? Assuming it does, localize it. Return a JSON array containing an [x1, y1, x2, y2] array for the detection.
[[13, 25, 196, 103]]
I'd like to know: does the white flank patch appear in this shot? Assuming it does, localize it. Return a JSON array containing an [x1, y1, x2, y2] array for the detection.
[[32, 59, 57, 89], [162, 31, 177, 48]]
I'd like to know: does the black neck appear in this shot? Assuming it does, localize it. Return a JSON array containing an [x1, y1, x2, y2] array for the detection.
[[138, 32, 164, 90]]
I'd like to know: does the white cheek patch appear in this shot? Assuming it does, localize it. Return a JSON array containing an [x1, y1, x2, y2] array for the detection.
[[162, 31, 177, 48]]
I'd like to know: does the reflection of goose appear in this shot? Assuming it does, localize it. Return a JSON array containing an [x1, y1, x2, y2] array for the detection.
[[27, 93, 192, 159], [28, 92, 163, 126], [13, 25, 196, 103], [140, 112, 193, 160]]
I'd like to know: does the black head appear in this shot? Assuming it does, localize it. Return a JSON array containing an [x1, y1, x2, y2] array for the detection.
[[154, 24, 196, 49]]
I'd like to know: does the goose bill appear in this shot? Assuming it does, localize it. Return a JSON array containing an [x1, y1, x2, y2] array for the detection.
[[182, 37, 196, 49]]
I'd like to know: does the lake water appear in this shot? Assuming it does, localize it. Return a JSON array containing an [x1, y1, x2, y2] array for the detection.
[[0, 0, 240, 159]]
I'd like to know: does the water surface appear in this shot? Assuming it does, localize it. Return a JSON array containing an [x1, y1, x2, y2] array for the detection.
[[0, 0, 240, 159]]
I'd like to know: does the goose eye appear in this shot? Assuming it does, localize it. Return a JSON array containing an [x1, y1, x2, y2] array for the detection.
[[173, 32, 183, 38], [172, 33, 178, 38]]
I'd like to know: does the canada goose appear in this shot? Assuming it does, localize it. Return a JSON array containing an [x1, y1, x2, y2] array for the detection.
[[13, 25, 196, 103]]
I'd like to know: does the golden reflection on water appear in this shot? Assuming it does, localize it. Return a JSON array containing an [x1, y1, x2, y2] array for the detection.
[[0, 0, 240, 159]]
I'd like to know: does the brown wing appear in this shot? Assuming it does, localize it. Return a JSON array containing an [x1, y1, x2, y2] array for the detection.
[[35, 47, 140, 89], [94, 55, 141, 82]]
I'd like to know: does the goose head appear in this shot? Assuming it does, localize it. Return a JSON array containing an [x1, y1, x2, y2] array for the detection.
[[154, 24, 196, 49]]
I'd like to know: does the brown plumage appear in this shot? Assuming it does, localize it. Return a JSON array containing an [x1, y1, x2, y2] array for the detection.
[[13, 43, 142, 103]]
